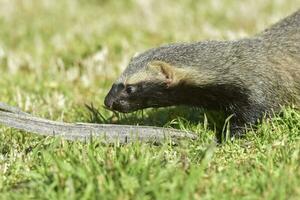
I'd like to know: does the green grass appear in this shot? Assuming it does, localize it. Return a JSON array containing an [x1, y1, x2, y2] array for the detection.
[[1, 0, 300, 199]]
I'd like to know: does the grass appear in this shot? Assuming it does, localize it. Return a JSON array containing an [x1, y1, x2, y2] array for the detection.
[[0, 0, 300, 199]]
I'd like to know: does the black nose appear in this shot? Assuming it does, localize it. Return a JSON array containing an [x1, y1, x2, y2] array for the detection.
[[104, 83, 125, 108], [104, 95, 114, 108]]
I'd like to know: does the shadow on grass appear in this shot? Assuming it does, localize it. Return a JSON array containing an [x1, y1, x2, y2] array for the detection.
[[85, 103, 227, 135]]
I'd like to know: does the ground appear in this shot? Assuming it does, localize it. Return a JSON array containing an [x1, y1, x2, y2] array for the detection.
[[0, 0, 300, 199]]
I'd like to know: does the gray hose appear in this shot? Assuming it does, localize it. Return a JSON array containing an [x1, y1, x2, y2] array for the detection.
[[0, 102, 198, 143]]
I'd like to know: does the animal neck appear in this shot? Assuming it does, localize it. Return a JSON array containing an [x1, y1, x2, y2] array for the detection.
[[163, 41, 253, 110], [168, 83, 250, 111]]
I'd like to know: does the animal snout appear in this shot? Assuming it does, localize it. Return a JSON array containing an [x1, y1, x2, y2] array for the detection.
[[104, 95, 115, 109], [104, 82, 128, 111], [104, 83, 124, 108], [104, 96, 127, 111]]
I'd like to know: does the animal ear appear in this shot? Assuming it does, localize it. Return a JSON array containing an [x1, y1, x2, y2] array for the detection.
[[148, 61, 176, 86]]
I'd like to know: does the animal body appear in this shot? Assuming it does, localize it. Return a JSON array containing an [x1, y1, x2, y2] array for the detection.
[[104, 9, 300, 136]]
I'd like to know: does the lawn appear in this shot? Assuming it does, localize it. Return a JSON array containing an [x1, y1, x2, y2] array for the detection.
[[0, 0, 300, 199]]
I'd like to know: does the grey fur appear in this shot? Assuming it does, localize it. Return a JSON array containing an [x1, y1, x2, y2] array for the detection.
[[107, 9, 300, 136]]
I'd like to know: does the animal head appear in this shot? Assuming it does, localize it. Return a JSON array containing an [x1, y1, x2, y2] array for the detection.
[[104, 43, 220, 113], [104, 60, 188, 112]]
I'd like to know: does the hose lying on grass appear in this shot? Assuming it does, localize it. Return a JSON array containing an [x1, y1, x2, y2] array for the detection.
[[0, 102, 197, 143]]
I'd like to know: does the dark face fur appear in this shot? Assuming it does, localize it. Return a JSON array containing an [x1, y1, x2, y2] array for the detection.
[[104, 81, 173, 113], [103, 52, 187, 113]]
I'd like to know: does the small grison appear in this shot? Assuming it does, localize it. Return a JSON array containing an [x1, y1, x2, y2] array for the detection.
[[105, 10, 300, 136]]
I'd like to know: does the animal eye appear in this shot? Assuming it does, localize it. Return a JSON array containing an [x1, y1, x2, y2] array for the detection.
[[126, 86, 135, 94], [114, 83, 125, 93]]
